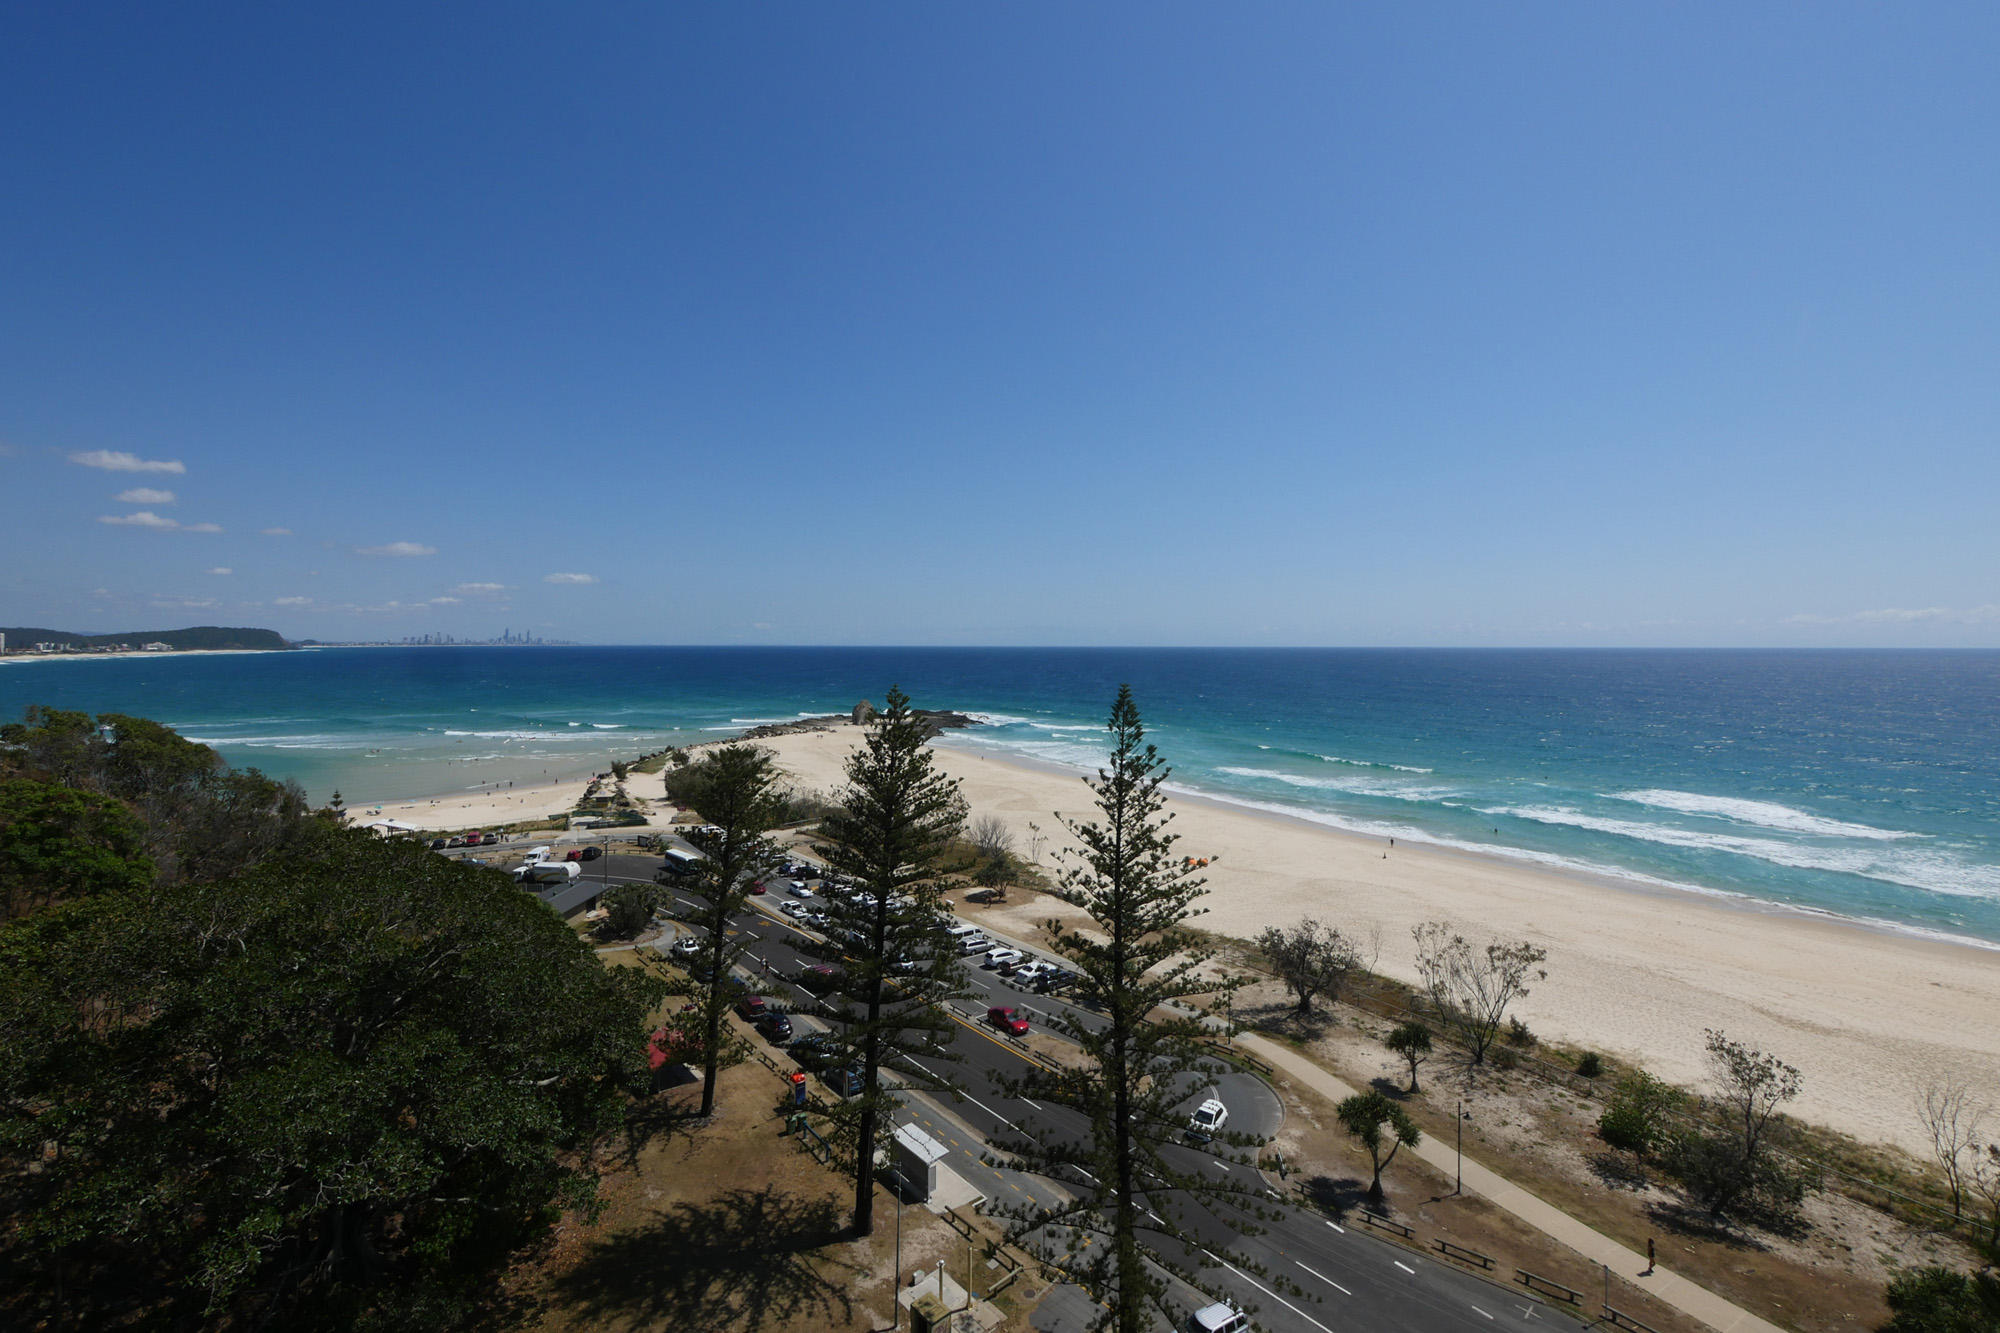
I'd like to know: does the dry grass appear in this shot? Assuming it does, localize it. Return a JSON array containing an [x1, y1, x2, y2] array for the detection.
[[1233, 976, 1971, 1333], [496, 1059, 985, 1333]]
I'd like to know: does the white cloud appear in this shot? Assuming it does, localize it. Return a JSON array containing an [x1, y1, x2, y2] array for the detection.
[[543, 572, 598, 585], [96, 511, 221, 532], [260, 527, 292, 536], [274, 596, 313, 607], [72, 450, 186, 474], [430, 596, 461, 605], [116, 487, 177, 505], [357, 541, 438, 557], [452, 582, 508, 595], [150, 596, 220, 610], [1785, 605, 2000, 626], [98, 511, 181, 529], [207, 567, 233, 576]]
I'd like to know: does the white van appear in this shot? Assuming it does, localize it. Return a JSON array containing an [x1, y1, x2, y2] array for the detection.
[[942, 923, 981, 940], [513, 861, 580, 885], [523, 845, 554, 864], [1186, 1303, 1248, 1333]]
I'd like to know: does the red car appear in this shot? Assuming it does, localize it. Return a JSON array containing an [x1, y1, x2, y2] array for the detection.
[[748, 880, 767, 895], [987, 1005, 1029, 1037], [736, 995, 767, 1020]]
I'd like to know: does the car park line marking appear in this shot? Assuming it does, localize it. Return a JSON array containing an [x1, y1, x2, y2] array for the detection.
[[1295, 1262, 1349, 1295], [1200, 1249, 1335, 1333], [1394, 1260, 1416, 1275], [1324, 1220, 1346, 1233], [1469, 1305, 1493, 1320]]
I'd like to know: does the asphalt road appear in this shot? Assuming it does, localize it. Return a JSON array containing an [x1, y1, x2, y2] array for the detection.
[[559, 850, 1569, 1333]]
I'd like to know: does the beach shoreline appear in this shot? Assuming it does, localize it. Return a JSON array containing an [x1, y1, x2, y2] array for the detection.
[[366, 721, 2000, 1153]]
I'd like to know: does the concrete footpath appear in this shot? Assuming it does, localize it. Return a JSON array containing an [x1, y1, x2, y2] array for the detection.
[[1237, 1032, 1789, 1333]]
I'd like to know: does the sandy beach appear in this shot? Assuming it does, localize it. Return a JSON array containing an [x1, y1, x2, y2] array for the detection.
[[382, 721, 2000, 1154]]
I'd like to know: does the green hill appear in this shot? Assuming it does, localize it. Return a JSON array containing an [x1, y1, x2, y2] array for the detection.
[[1, 625, 292, 652]]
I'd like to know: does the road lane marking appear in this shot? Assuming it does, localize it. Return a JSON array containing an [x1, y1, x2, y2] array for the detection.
[[1296, 1262, 1349, 1296], [1200, 1250, 1335, 1333], [1021, 1098, 1043, 1110], [1470, 1304, 1493, 1320], [1324, 1220, 1345, 1233], [1394, 1260, 1416, 1274]]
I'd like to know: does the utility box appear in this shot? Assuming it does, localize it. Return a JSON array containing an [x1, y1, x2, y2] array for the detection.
[[892, 1123, 951, 1203], [910, 1293, 949, 1333]]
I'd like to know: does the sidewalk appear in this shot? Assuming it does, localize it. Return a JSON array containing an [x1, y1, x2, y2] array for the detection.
[[1237, 1032, 1788, 1333]]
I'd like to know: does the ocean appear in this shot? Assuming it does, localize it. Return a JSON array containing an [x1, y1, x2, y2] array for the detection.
[[4, 646, 1998, 946]]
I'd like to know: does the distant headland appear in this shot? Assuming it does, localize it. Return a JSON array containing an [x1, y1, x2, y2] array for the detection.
[[0, 625, 291, 657]]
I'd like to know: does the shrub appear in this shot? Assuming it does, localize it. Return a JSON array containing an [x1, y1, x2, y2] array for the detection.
[[1598, 1070, 1684, 1155], [1506, 1015, 1537, 1047], [1576, 1051, 1604, 1079], [1882, 1265, 2000, 1333]]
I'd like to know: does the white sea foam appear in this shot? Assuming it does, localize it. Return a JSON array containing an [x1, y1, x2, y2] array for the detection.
[[1613, 789, 1916, 840], [1216, 766, 1457, 802], [1317, 754, 1434, 774], [1488, 805, 2000, 901]]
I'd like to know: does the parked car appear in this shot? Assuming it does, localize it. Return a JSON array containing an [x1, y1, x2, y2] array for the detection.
[[957, 935, 993, 955], [671, 935, 702, 957], [789, 1033, 839, 1072], [803, 908, 830, 928], [735, 994, 767, 1020], [1036, 968, 1079, 994], [578, 844, 603, 861], [747, 880, 767, 895], [1010, 961, 1054, 988], [797, 963, 840, 992], [788, 881, 813, 898], [446, 836, 465, 848], [430, 838, 449, 850], [756, 1012, 793, 1044], [982, 948, 1024, 971], [987, 1005, 1030, 1037], [779, 901, 806, 919], [822, 1066, 864, 1098]]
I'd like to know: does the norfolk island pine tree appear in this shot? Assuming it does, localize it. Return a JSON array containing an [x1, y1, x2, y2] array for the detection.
[[988, 687, 1280, 1333], [658, 743, 785, 1117], [804, 687, 970, 1236]]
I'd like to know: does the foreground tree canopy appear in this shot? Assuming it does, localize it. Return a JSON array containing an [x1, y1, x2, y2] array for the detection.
[[0, 707, 665, 1330]]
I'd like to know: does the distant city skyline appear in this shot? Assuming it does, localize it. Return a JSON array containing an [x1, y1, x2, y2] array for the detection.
[[3, 6, 1997, 646]]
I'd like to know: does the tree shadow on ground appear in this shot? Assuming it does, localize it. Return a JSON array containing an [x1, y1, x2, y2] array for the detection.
[[549, 1185, 858, 1333], [1297, 1172, 1372, 1219], [1642, 1198, 1783, 1251], [1243, 1000, 1339, 1042], [1586, 1147, 1653, 1192]]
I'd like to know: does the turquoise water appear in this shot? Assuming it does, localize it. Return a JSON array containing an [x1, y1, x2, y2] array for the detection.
[[4, 646, 1998, 945]]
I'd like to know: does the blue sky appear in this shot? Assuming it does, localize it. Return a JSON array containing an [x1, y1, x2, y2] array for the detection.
[[3, 4, 1997, 646]]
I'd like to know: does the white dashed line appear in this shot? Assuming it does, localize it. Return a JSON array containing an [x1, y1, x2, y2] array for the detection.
[[1199, 1250, 1336, 1333], [1021, 1097, 1043, 1111], [1470, 1304, 1494, 1320], [1324, 1220, 1346, 1233], [1296, 1261, 1350, 1296], [1394, 1260, 1416, 1274]]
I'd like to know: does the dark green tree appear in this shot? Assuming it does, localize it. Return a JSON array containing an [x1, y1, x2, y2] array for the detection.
[[601, 879, 665, 938], [807, 686, 968, 1236], [989, 687, 1268, 1333], [0, 778, 155, 920], [664, 744, 785, 1117], [1597, 1069, 1686, 1156], [1882, 1266, 2000, 1333], [1336, 1091, 1423, 1206], [1661, 1029, 1818, 1223], [1384, 1020, 1432, 1093], [0, 823, 664, 1330], [1256, 917, 1363, 1017]]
